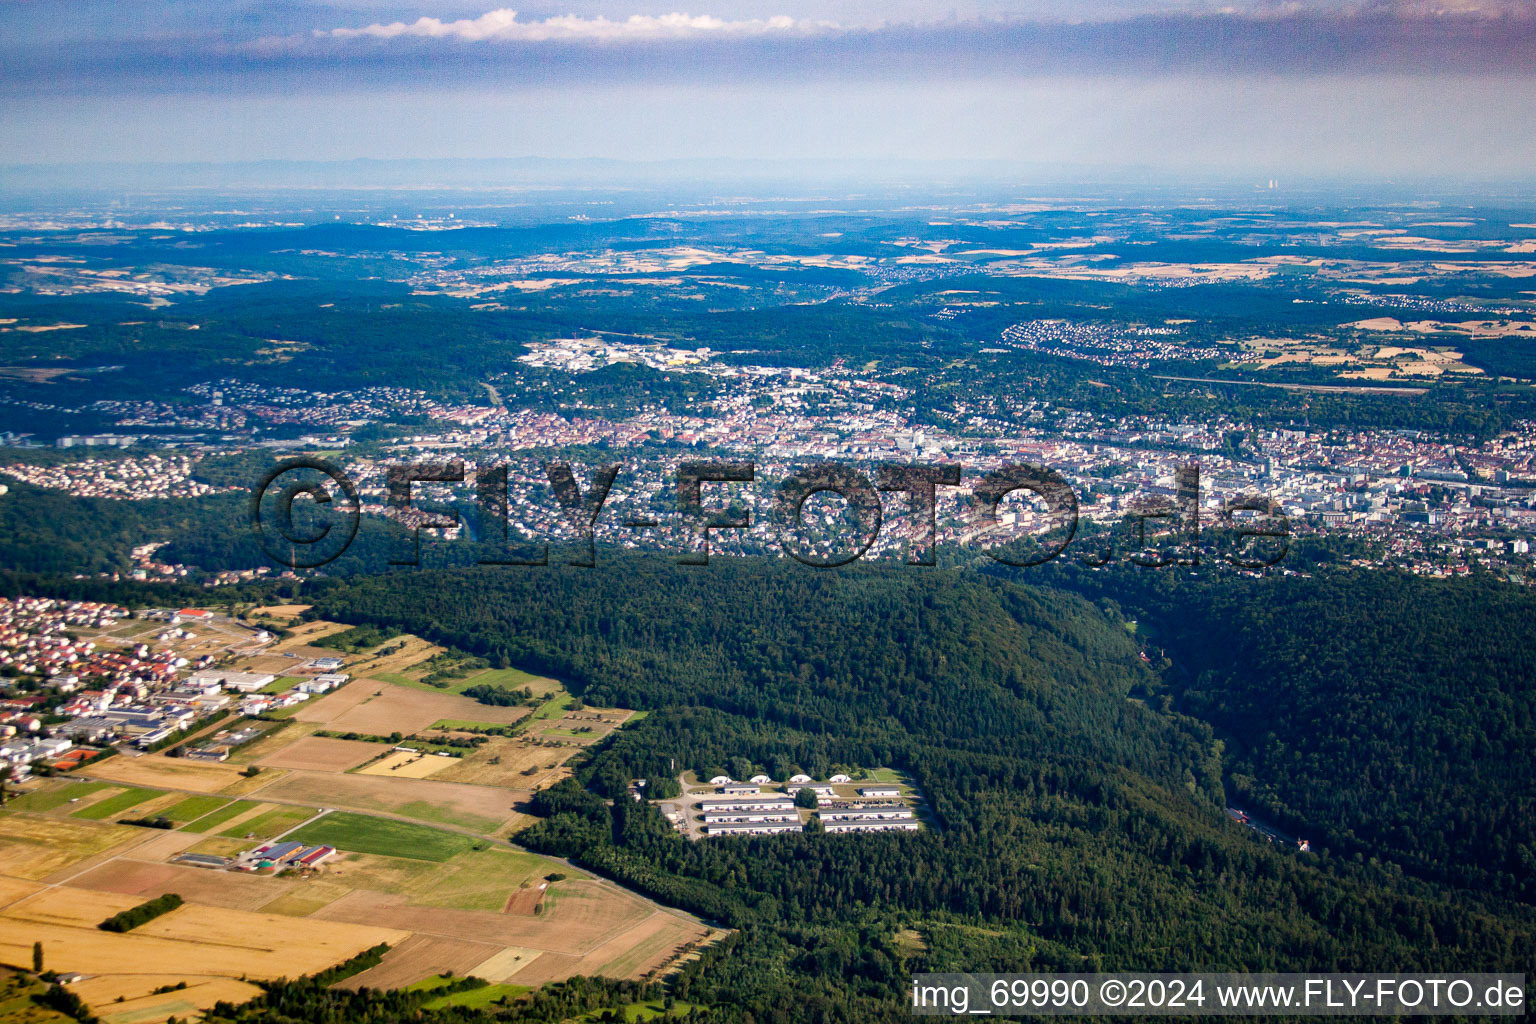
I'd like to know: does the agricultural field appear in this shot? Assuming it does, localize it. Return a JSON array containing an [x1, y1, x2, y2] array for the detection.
[[69, 788, 170, 822], [179, 800, 260, 834], [294, 681, 526, 734], [0, 886, 406, 1018], [339, 633, 446, 679], [254, 734, 385, 773], [82, 755, 263, 796], [244, 604, 311, 621], [392, 665, 564, 699], [286, 812, 473, 862], [324, 875, 708, 992], [255, 770, 523, 833], [0, 815, 143, 880], [158, 795, 229, 825], [218, 720, 316, 765], [280, 620, 355, 647], [431, 735, 572, 791], [70, 858, 289, 912], [421, 982, 530, 1011], [2, 795, 713, 1014], [2, 780, 112, 814], [356, 750, 455, 779], [215, 804, 318, 840], [73, 975, 263, 1024]]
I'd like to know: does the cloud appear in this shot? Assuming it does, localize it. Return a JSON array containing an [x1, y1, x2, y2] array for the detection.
[[3, 3, 1534, 100], [317, 9, 829, 43]]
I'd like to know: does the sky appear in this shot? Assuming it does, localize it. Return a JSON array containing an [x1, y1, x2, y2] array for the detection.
[[1, 0, 1533, 181]]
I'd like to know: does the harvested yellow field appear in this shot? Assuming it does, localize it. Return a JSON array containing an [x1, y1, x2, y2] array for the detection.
[[85, 756, 249, 795], [0, 889, 408, 984], [280, 620, 353, 646], [0, 875, 44, 909], [96, 829, 200, 863], [5, 886, 142, 927], [433, 736, 573, 790], [468, 945, 544, 983], [219, 769, 289, 797], [227, 721, 320, 765], [298, 682, 524, 734], [256, 734, 384, 773], [357, 750, 454, 779], [247, 604, 311, 618], [0, 815, 142, 880], [348, 635, 445, 677], [77, 975, 263, 1024]]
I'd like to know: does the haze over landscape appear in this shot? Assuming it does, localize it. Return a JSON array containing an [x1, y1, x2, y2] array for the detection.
[[4, 0, 1535, 179]]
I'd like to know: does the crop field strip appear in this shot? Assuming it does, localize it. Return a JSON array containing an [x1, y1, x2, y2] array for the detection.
[[71, 788, 161, 821], [179, 800, 260, 833]]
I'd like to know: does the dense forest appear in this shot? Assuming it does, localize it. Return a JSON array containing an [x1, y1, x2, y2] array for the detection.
[[287, 557, 1536, 1021], [1036, 566, 1536, 903]]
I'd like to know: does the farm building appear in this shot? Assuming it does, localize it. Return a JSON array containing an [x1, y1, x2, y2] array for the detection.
[[829, 773, 851, 783], [788, 773, 813, 784], [716, 783, 759, 795], [706, 820, 803, 836], [293, 845, 336, 867], [240, 841, 337, 869], [821, 820, 921, 834], [823, 807, 914, 821], [707, 775, 733, 785], [703, 811, 799, 824], [748, 774, 772, 784], [859, 786, 900, 798], [699, 796, 797, 813]]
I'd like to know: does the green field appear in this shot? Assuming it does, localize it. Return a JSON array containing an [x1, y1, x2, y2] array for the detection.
[[181, 799, 259, 833], [71, 788, 159, 820], [426, 719, 506, 732], [517, 694, 573, 730], [422, 984, 530, 1010], [391, 799, 502, 834], [263, 676, 304, 693], [4, 780, 109, 813], [217, 805, 317, 839], [403, 976, 530, 1011], [405, 847, 557, 911], [161, 795, 229, 823], [390, 666, 556, 697], [286, 812, 474, 862]]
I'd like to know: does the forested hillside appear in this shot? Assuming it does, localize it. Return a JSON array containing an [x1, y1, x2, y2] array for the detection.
[[304, 559, 1536, 1021], [1052, 567, 1536, 903]]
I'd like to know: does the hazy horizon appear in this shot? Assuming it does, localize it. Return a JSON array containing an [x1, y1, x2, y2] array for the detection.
[[3, 1, 1534, 182]]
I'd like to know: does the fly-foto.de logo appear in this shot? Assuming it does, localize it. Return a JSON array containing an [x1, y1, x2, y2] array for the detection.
[[249, 458, 1289, 571]]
